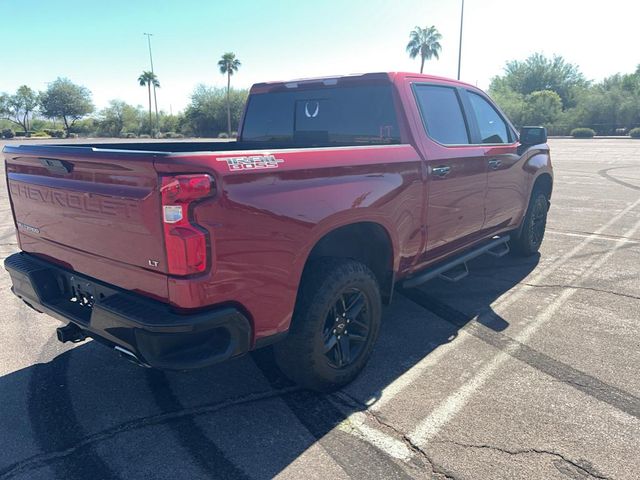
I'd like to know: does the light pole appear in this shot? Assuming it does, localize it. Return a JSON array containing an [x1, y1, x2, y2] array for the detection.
[[144, 33, 159, 136], [457, 0, 464, 80]]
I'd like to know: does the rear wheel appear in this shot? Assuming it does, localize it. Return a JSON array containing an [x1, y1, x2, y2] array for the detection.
[[511, 189, 549, 256], [274, 258, 381, 392]]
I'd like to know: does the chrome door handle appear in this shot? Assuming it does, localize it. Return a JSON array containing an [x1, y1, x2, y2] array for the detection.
[[488, 159, 502, 170], [432, 166, 451, 177]]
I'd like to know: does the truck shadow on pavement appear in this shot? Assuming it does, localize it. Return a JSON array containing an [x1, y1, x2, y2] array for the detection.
[[0, 253, 541, 480]]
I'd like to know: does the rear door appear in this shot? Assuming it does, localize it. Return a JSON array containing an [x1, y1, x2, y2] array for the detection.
[[5, 145, 167, 273], [463, 90, 526, 230], [412, 83, 488, 252]]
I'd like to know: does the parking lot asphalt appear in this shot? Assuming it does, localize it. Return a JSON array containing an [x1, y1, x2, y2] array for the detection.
[[0, 138, 638, 480]]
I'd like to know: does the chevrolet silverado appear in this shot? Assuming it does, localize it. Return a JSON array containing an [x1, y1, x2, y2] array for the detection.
[[3, 72, 552, 391]]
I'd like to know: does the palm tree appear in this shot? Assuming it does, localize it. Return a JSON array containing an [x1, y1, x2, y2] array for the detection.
[[218, 52, 241, 136], [406, 26, 442, 74], [138, 71, 160, 134]]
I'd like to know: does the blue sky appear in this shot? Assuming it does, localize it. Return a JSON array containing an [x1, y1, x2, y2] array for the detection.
[[2, 0, 638, 112]]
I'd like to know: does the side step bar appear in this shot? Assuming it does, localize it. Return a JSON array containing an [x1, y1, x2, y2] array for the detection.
[[402, 235, 510, 289]]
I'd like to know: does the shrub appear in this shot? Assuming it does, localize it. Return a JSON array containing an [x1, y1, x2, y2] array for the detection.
[[630, 128, 640, 139], [68, 133, 78, 139], [2, 128, 15, 139], [32, 131, 50, 138], [122, 132, 137, 138], [218, 132, 229, 138], [160, 131, 183, 139], [43, 129, 65, 138], [571, 128, 596, 138]]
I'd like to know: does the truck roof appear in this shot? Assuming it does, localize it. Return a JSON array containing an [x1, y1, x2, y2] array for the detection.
[[250, 72, 477, 93]]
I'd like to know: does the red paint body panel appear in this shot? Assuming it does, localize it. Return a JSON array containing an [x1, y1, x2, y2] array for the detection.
[[155, 144, 424, 338], [3, 72, 552, 346]]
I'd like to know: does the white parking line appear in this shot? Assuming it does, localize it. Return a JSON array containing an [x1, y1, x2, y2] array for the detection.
[[337, 410, 414, 462], [368, 334, 473, 412], [341, 198, 640, 461], [370, 197, 640, 415], [408, 214, 640, 447], [547, 229, 639, 244]]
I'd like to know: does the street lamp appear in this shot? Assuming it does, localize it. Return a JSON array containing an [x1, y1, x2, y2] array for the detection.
[[143, 33, 159, 135], [457, 0, 464, 80]]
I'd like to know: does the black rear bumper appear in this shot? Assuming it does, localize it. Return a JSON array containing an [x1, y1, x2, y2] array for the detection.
[[4, 252, 251, 370]]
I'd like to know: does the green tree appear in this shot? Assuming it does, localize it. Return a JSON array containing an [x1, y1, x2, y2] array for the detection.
[[521, 90, 563, 126], [39, 78, 94, 137], [158, 112, 183, 134], [0, 85, 39, 134], [489, 84, 526, 126], [406, 26, 442, 74], [98, 100, 144, 137], [490, 53, 587, 109], [138, 71, 160, 135], [183, 84, 248, 137], [217, 52, 241, 135], [574, 72, 640, 134]]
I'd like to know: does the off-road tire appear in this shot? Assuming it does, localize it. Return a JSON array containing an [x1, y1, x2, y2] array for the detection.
[[511, 189, 549, 256], [274, 258, 381, 392]]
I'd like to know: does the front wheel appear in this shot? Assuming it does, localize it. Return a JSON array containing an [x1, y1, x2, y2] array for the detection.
[[511, 189, 549, 256], [274, 258, 381, 392]]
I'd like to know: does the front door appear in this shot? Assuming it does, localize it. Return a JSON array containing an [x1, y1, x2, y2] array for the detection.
[[412, 83, 488, 253], [464, 90, 526, 230]]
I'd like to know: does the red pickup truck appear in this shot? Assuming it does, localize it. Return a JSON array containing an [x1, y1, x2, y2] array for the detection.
[[3, 72, 552, 391]]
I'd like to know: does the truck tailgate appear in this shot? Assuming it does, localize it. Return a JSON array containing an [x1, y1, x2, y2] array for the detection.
[[4, 146, 168, 274]]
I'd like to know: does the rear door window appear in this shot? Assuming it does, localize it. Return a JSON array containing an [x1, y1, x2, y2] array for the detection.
[[241, 85, 401, 145], [413, 85, 470, 145]]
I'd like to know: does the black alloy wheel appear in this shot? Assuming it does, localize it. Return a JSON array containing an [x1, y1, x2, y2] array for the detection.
[[322, 288, 372, 369]]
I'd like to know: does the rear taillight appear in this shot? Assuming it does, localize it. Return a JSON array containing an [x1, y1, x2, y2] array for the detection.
[[160, 174, 214, 275]]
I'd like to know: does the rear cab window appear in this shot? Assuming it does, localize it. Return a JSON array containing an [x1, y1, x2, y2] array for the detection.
[[241, 85, 401, 146]]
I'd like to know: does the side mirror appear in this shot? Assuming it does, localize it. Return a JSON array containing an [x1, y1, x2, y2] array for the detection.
[[519, 126, 547, 146]]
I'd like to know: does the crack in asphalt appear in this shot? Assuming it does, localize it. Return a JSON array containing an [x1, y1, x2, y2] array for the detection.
[[0, 386, 299, 480], [27, 345, 119, 480], [145, 370, 252, 480], [399, 289, 640, 420], [435, 440, 612, 480], [334, 392, 458, 480], [470, 274, 640, 301], [251, 349, 415, 480]]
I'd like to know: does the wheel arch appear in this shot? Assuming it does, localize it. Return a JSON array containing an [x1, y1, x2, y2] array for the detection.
[[532, 172, 553, 199], [514, 171, 553, 240], [302, 221, 396, 305]]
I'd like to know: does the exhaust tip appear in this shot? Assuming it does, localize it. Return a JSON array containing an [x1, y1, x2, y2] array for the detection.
[[114, 346, 150, 368]]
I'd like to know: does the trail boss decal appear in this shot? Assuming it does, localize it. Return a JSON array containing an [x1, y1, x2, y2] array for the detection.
[[217, 155, 284, 171]]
